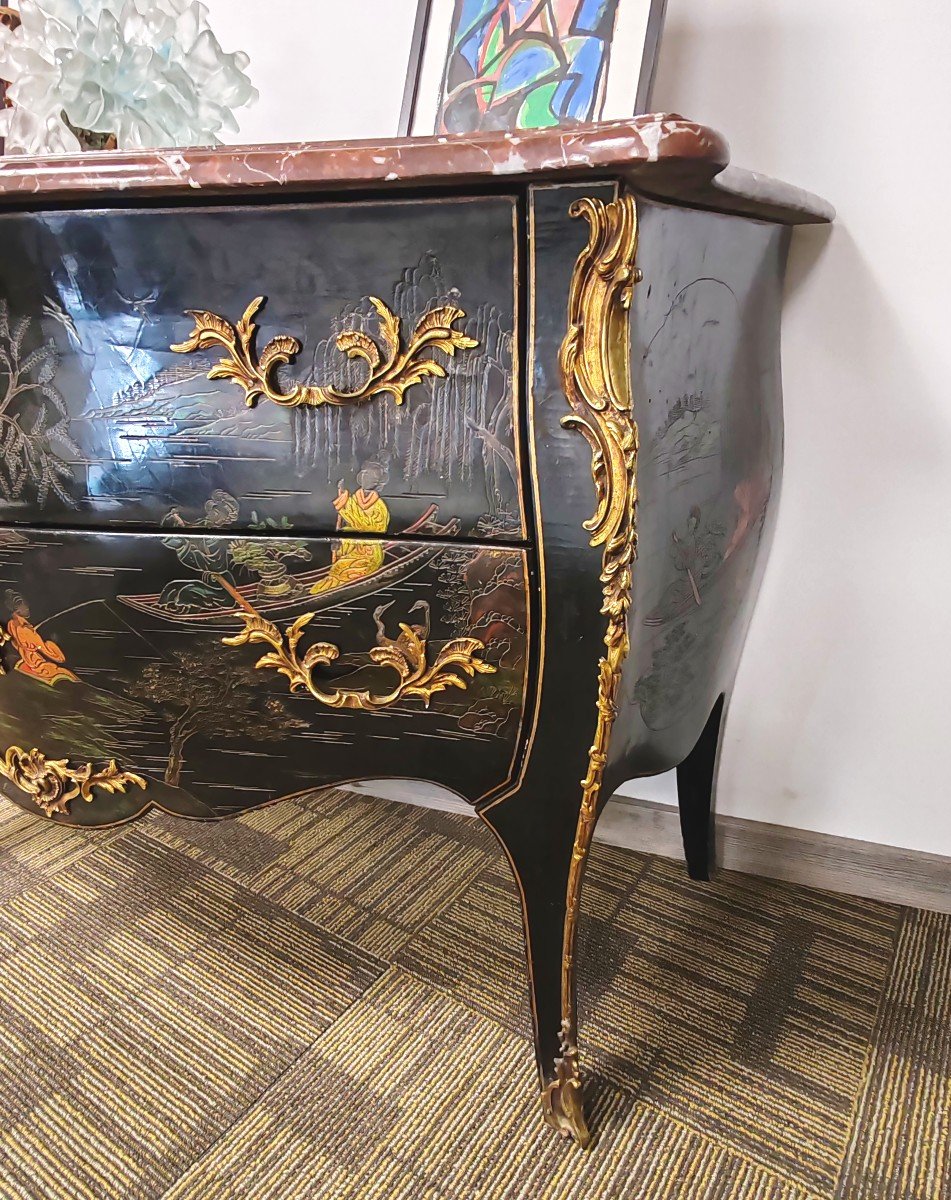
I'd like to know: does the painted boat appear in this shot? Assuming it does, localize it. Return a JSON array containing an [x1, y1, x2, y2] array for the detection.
[[118, 506, 459, 625]]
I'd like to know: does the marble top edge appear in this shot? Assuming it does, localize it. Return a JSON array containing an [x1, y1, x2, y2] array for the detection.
[[0, 114, 831, 225]]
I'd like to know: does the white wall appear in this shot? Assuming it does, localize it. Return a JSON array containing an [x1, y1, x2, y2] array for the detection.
[[637, 0, 951, 855], [206, 1, 421, 143]]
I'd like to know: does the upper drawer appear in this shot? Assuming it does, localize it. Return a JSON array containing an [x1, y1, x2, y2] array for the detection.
[[0, 196, 525, 541]]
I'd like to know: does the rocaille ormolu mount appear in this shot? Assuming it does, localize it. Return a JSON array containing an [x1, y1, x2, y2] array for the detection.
[[0, 118, 831, 1146]]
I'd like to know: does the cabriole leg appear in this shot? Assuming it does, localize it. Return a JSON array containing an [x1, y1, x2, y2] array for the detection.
[[676, 694, 725, 881], [479, 795, 593, 1148]]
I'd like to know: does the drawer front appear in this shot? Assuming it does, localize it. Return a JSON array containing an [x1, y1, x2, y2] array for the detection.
[[0, 528, 531, 823], [0, 196, 524, 541]]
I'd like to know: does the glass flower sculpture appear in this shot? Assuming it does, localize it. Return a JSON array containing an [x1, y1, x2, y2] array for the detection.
[[0, 0, 257, 154]]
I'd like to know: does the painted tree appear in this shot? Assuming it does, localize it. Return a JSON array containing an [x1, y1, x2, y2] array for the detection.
[[0, 300, 81, 507], [128, 647, 307, 788]]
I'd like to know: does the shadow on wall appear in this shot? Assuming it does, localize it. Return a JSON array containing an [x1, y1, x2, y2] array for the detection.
[[722, 220, 951, 843], [652, 7, 816, 160], [640, 0, 951, 853]]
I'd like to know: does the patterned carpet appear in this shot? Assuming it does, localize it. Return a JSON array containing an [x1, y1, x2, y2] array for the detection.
[[0, 787, 947, 1200]]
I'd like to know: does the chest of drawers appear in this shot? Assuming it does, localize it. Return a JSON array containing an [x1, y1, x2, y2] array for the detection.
[[0, 118, 831, 1146]]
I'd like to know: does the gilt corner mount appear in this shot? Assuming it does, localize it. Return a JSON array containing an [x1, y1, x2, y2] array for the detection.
[[0, 745, 147, 818], [543, 192, 641, 1148]]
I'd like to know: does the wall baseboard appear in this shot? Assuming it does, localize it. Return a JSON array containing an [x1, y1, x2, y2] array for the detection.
[[347, 781, 951, 915]]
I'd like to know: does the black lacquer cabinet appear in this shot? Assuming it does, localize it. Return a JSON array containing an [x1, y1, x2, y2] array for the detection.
[[0, 119, 831, 1145]]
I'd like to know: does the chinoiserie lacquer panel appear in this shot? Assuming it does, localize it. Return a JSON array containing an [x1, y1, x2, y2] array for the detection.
[[0, 528, 531, 824], [613, 198, 789, 777], [0, 196, 524, 541]]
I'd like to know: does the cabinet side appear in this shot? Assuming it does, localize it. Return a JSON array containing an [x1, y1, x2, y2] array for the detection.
[[610, 199, 791, 785]]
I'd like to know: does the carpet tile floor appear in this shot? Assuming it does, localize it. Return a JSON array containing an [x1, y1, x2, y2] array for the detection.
[[0, 788, 947, 1199]]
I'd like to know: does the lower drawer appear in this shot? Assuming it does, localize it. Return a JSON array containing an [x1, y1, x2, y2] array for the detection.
[[0, 528, 531, 824]]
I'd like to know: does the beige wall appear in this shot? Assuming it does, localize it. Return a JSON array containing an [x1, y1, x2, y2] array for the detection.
[[636, 0, 951, 854]]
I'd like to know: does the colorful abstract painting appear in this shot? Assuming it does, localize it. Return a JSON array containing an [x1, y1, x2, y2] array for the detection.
[[437, 0, 621, 133]]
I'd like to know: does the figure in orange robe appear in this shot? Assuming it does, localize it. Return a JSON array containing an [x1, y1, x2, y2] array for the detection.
[[3, 594, 78, 686]]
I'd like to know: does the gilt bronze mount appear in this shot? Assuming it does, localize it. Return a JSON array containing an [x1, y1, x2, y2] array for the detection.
[[542, 193, 641, 1147], [171, 295, 479, 410], [219, 576, 495, 713], [0, 746, 146, 818]]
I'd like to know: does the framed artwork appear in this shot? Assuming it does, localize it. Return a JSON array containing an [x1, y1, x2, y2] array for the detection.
[[410, 0, 667, 135]]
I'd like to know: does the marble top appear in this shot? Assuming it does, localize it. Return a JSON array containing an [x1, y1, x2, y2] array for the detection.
[[0, 114, 833, 225]]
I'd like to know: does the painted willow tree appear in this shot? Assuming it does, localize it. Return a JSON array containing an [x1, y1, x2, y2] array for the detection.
[[129, 648, 307, 788], [0, 300, 80, 508]]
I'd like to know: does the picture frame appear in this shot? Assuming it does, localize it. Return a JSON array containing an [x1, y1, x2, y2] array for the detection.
[[409, 0, 668, 137]]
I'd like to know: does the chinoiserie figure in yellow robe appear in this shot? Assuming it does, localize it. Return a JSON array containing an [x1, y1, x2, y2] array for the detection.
[[311, 463, 391, 596], [3, 592, 78, 686]]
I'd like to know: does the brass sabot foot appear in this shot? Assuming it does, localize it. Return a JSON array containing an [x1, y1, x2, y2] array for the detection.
[[540, 1050, 592, 1149]]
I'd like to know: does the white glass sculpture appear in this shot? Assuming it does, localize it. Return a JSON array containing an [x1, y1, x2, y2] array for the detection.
[[0, 0, 257, 154]]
